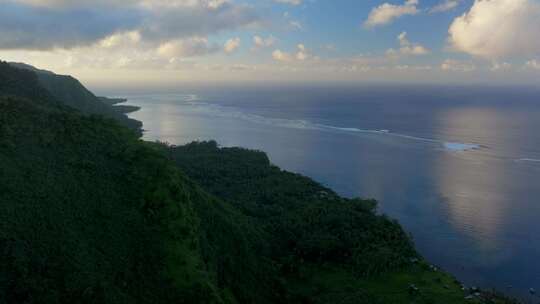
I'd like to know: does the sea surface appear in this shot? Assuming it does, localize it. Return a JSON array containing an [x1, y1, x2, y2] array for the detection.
[[119, 84, 540, 298]]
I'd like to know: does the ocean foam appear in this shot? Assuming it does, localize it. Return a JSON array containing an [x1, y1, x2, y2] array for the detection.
[[443, 142, 481, 152], [178, 101, 481, 153], [515, 158, 540, 163]]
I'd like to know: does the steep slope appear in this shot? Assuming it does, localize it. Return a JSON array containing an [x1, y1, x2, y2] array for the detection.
[[8, 62, 142, 135], [0, 97, 211, 303], [0, 61, 286, 304], [0, 63, 233, 303], [168, 143, 519, 304], [0, 62, 57, 105], [0, 61, 519, 304]]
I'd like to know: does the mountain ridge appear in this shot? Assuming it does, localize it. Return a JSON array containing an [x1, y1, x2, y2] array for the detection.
[[7, 62, 142, 136]]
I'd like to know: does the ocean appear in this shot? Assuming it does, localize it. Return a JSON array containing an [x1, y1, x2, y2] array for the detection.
[[119, 84, 540, 298]]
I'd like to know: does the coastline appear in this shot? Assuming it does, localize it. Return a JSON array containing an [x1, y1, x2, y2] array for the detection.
[[123, 96, 521, 303], [98, 96, 141, 114]]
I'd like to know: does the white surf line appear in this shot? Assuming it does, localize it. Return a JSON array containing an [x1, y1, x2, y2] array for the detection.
[[180, 100, 482, 152], [313, 123, 480, 152], [515, 158, 540, 163]]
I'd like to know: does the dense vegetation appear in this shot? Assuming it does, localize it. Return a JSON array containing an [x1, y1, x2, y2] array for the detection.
[[8, 62, 142, 135], [167, 142, 519, 304], [0, 62, 58, 105], [169, 142, 416, 277], [0, 61, 519, 303]]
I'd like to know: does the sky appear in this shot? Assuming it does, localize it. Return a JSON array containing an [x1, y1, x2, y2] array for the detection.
[[1, 0, 540, 88]]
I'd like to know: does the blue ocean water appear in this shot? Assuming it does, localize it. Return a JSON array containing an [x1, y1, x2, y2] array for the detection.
[[121, 85, 540, 298]]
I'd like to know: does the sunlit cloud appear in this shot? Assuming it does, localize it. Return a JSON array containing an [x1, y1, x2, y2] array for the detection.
[[440, 59, 476, 72], [224, 37, 241, 53], [386, 31, 429, 57], [490, 62, 512, 72], [272, 44, 313, 62], [252, 35, 276, 50], [272, 49, 293, 62], [274, 0, 302, 5], [2, 0, 538, 85], [157, 37, 219, 58], [429, 0, 460, 13], [0, 0, 259, 50], [448, 0, 540, 59], [364, 0, 419, 28], [525, 59, 540, 70]]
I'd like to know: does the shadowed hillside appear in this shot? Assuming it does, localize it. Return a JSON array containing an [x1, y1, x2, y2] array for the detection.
[[8, 62, 142, 135], [0, 61, 519, 304]]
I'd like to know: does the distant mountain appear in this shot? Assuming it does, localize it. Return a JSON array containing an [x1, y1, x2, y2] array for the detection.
[[8, 62, 142, 136]]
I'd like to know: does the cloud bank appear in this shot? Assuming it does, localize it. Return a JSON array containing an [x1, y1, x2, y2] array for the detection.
[[0, 0, 259, 50], [448, 0, 540, 59]]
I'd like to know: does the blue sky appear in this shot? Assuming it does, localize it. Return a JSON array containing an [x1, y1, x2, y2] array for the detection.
[[0, 0, 539, 87], [214, 0, 461, 62]]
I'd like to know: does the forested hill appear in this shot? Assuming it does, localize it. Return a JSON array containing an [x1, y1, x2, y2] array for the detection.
[[0, 62, 58, 106], [0, 61, 518, 304], [7, 62, 142, 135]]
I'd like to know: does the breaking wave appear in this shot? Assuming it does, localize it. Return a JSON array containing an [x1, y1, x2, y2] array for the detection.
[[177, 100, 481, 152], [515, 158, 540, 163]]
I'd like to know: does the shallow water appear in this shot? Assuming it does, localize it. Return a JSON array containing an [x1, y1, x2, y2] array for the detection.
[[120, 85, 540, 298]]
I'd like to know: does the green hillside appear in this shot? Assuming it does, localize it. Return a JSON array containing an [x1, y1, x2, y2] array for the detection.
[[0, 61, 518, 304], [8, 62, 142, 135]]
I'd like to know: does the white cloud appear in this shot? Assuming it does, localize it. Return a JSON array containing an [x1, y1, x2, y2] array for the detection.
[[364, 0, 419, 28], [274, 0, 302, 5], [253, 35, 276, 49], [289, 20, 303, 30], [224, 37, 240, 53], [323, 44, 337, 51], [206, 0, 228, 9], [441, 59, 476, 72], [272, 49, 292, 62], [281, 8, 303, 31], [8, 0, 229, 9], [5, 0, 126, 7], [0, 0, 258, 50], [490, 62, 511, 71], [272, 44, 312, 62], [386, 32, 429, 56], [526, 59, 540, 70], [448, 0, 540, 59], [99, 31, 141, 48], [393, 64, 432, 71], [0, 0, 258, 70], [341, 65, 372, 73], [296, 44, 309, 60], [429, 0, 460, 13], [157, 37, 218, 58]]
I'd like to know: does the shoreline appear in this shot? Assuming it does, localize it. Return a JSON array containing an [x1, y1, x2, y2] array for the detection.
[[125, 95, 522, 303]]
